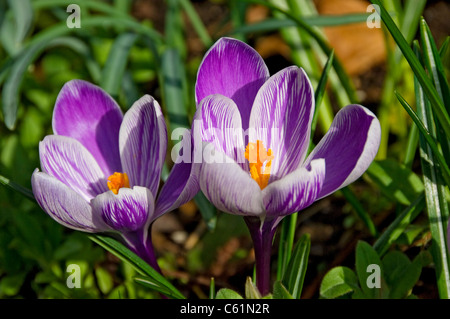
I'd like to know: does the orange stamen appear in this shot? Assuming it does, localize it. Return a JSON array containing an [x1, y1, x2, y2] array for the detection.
[[107, 172, 130, 195], [244, 140, 274, 190]]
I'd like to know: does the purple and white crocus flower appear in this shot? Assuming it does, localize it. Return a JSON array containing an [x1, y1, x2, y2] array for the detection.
[[194, 37, 381, 295], [31, 80, 198, 272]]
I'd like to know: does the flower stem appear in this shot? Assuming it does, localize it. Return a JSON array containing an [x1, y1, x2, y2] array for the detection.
[[244, 216, 278, 296], [123, 228, 162, 274]]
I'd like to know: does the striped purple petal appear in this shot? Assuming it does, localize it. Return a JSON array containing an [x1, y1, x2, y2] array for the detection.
[[155, 161, 199, 218], [249, 66, 314, 183], [31, 170, 109, 232], [199, 146, 264, 216], [195, 37, 270, 131], [119, 95, 167, 197], [39, 135, 108, 201], [262, 159, 325, 217], [305, 104, 381, 199], [52, 79, 123, 176], [193, 94, 246, 166], [92, 186, 155, 233]]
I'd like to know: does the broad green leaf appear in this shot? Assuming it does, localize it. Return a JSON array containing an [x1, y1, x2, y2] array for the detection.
[[215, 288, 243, 299], [95, 267, 114, 295], [0, 273, 26, 297], [319, 266, 359, 299], [272, 281, 294, 299], [355, 241, 386, 299], [281, 233, 310, 299], [382, 251, 422, 299], [366, 159, 424, 205]]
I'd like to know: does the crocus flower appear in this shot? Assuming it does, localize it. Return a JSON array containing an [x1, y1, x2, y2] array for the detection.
[[31, 80, 198, 272], [193, 37, 381, 295]]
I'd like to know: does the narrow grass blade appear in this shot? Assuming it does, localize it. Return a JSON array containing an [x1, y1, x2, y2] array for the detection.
[[311, 50, 334, 138], [8, 0, 33, 52], [413, 46, 450, 298], [370, 0, 450, 138], [230, 13, 371, 35], [100, 32, 138, 99], [244, 0, 358, 104], [0, 174, 35, 202], [179, 0, 212, 48], [373, 194, 425, 256], [88, 234, 185, 299], [395, 92, 450, 186], [420, 19, 450, 165], [276, 213, 297, 281], [281, 234, 310, 299]]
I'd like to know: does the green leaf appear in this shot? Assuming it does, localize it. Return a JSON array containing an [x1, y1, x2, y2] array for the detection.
[[88, 234, 185, 299], [413, 43, 450, 298], [100, 32, 138, 99], [395, 92, 450, 186], [246, 0, 358, 103], [215, 288, 243, 299], [0, 273, 26, 297], [95, 267, 114, 295], [230, 13, 371, 35], [281, 233, 310, 299], [420, 19, 450, 165], [0, 174, 35, 201], [276, 213, 297, 281], [272, 281, 294, 299], [382, 251, 422, 299], [159, 48, 190, 131], [355, 241, 385, 298], [373, 194, 425, 256], [179, 0, 212, 47], [319, 266, 359, 299], [194, 192, 217, 230], [370, 0, 450, 138], [310, 50, 335, 140], [134, 276, 181, 299], [366, 159, 424, 205], [245, 276, 262, 299], [8, 0, 33, 52]]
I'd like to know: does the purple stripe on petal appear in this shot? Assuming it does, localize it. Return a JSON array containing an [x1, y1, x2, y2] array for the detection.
[[155, 161, 199, 218], [195, 37, 270, 131], [119, 95, 167, 196], [31, 170, 109, 232], [249, 66, 314, 182], [263, 159, 325, 217], [305, 104, 381, 199], [199, 145, 265, 216], [39, 135, 108, 201], [52, 80, 123, 176], [193, 95, 246, 166], [92, 186, 155, 233]]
